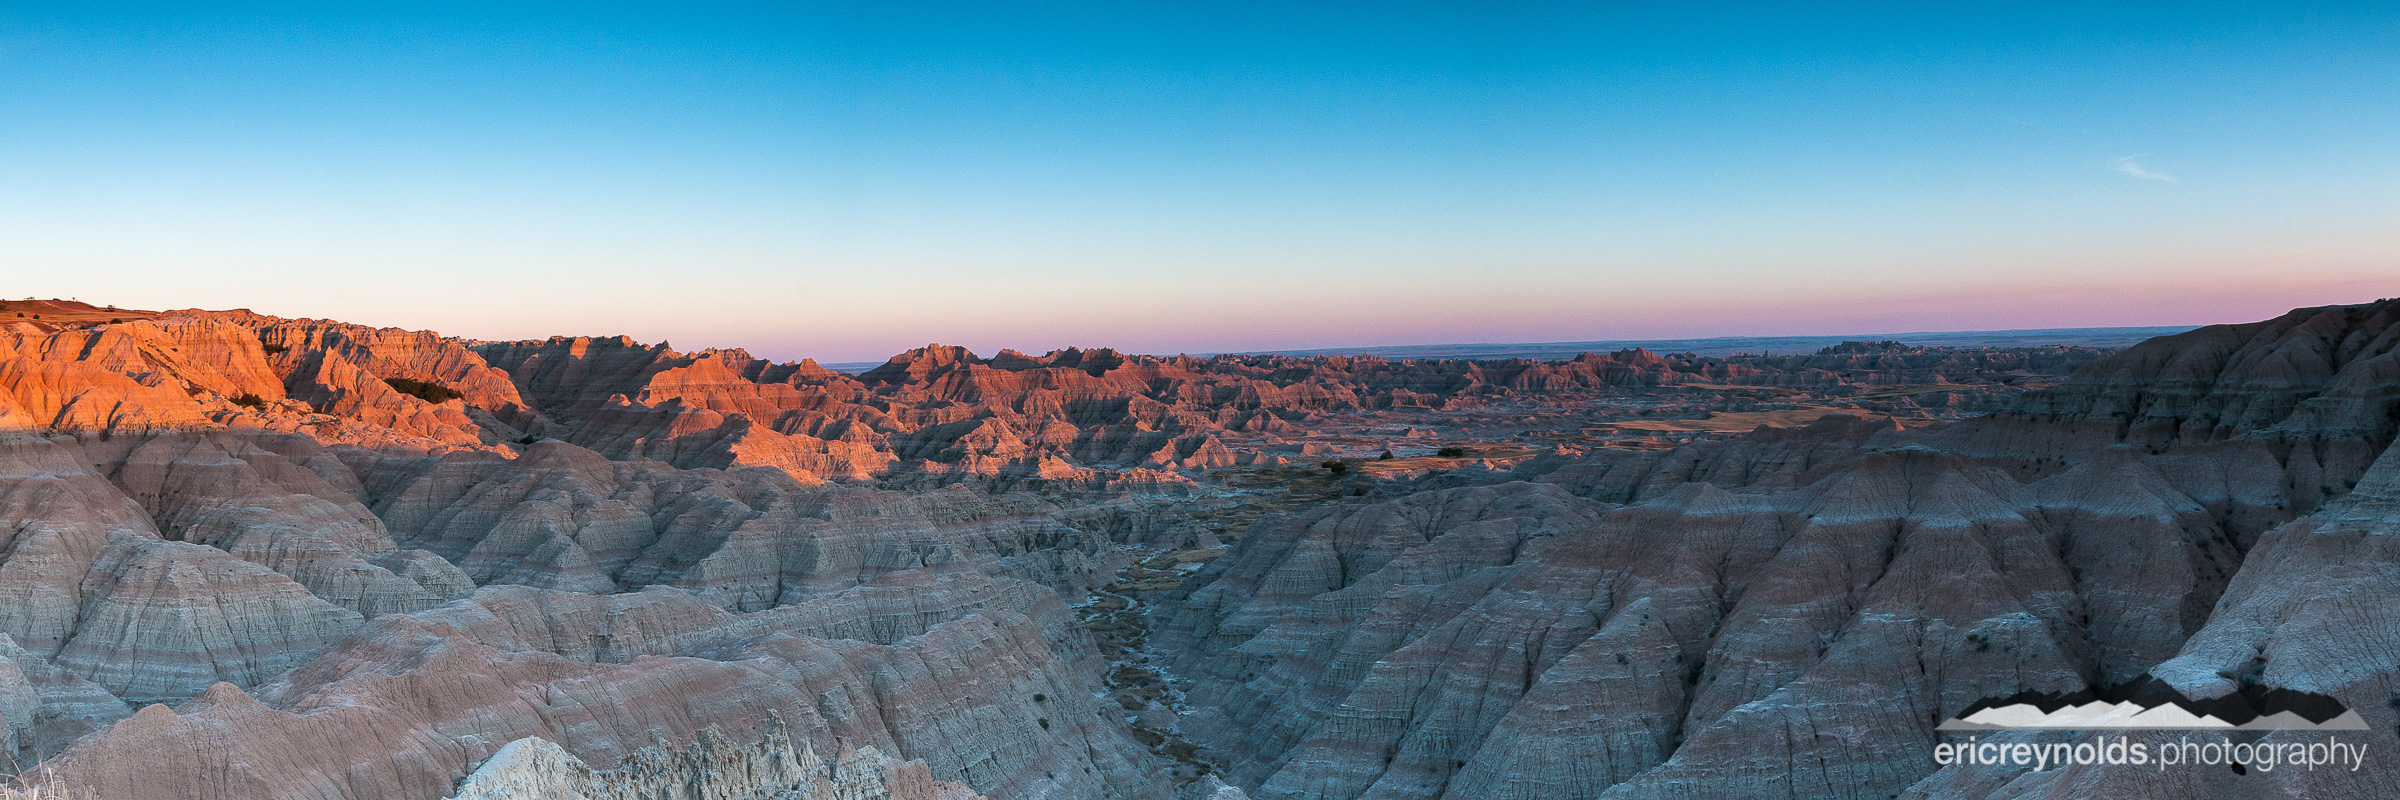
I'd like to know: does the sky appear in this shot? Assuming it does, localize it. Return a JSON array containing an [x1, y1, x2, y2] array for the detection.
[[2, 3, 2396, 363]]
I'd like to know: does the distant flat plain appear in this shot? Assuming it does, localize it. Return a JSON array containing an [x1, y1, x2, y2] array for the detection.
[[823, 325, 2199, 372], [1238, 325, 2200, 360]]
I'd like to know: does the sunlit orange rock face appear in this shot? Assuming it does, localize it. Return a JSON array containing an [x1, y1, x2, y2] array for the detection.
[[0, 301, 2115, 488], [6, 295, 2396, 800], [0, 317, 283, 432], [464, 336, 1706, 484]]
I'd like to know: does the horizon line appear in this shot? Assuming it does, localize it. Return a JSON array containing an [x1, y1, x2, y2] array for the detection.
[[813, 323, 2207, 367]]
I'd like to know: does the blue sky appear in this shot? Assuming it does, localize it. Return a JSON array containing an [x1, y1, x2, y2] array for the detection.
[[4, 3, 2395, 361]]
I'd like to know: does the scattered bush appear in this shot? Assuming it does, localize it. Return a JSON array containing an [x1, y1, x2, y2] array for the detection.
[[1033, 693, 1047, 703], [1435, 446, 1467, 458], [384, 377, 464, 403], [1377, 450, 1394, 460], [1037, 718, 1051, 730], [260, 343, 288, 354], [229, 393, 267, 407], [1322, 460, 1348, 474], [108, 318, 123, 324], [1, 781, 100, 799]]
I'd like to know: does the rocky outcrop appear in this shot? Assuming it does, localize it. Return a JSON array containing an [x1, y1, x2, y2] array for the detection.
[[1156, 436, 2252, 799], [0, 313, 520, 452], [361, 439, 1121, 606], [251, 319, 535, 418], [462, 337, 2100, 486], [0, 433, 367, 706], [3, 302, 2109, 487], [2011, 301, 2400, 446], [0, 317, 283, 432], [0, 631, 130, 766], [1128, 301, 2400, 800], [444, 719, 985, 800], [94, 431, 464, 616], [1527, 412, 1904, 502], [0, 424, 1169, 799], [1931, 298, 2400, 519], [1897, 436, 2400, 799], [31, 599, 1170, 800], [56, 536, 361, 702]]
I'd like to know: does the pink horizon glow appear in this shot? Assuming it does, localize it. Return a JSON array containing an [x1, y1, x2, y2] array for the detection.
[[131, 265, 2377, 365]]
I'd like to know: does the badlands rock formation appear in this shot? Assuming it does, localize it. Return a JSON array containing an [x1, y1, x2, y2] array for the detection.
[[0, 295, 2392, 800], [443, 724, 986, 800], [1145, 299, 2400, 800]]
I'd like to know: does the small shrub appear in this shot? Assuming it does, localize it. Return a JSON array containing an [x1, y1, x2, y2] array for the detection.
[[1033, 692, 1046, 703], [1377, 450, 1394, 460], [109, 318, 123, 324], [515, 434, 539, 445], [2, 781, 102, 799], [1321, 460, 1348, 474], [230, 393, 267, 408], [1436, 446, 1467, 458], [384, 377, 464, 403], [260, 343, 288, 354], [1037, 718, 1050, 730]]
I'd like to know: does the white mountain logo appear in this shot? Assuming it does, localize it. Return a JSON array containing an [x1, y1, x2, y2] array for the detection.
[[1940, 686, 2369, 731], [1939, 700, 2369, 730]]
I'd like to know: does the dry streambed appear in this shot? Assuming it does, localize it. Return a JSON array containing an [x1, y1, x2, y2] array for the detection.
[[1068, 477, 1340, 789], [1075, 553, 1215, 783]]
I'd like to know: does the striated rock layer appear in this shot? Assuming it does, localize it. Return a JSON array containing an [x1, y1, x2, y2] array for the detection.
[[441, 717, 985, 800], [1143, 299, 2400, 800]]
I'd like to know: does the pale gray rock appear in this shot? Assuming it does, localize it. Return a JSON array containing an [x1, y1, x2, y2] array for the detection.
[[445, 719, 986, 800], [96, 432, 454, 616], [0, 640, 38, 766], [32, 605, 1171, 800], [1162, 443, 2257, 800], [0, 434, 158, 658], [56, 537, 362, 702], [0, 631, 130, 762]]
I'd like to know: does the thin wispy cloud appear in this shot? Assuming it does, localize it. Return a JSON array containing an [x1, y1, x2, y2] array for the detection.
[[2113, 155, 2177, 182]]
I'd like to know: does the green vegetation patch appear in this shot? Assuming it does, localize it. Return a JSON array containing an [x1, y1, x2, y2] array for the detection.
[[384, 377, 464, 403]]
